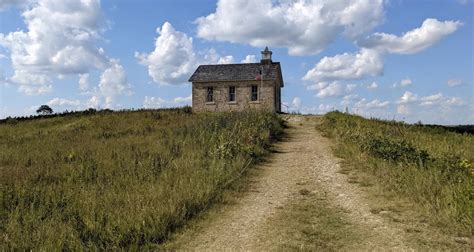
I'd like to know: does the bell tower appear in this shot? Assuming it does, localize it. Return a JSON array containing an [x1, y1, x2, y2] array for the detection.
[[261, 46, 272, 64]]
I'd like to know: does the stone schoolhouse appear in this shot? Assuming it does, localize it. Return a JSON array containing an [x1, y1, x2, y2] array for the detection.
[[189, 47, 284, 112]]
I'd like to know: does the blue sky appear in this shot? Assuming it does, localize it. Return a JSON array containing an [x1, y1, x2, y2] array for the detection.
[[0, 0, 472, 124]]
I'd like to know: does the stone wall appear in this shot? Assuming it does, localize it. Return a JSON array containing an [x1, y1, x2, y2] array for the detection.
[[192, 80, 277, 112]]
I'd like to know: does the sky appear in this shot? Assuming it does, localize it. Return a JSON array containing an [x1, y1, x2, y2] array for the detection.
[[0, 0, 472, 125]]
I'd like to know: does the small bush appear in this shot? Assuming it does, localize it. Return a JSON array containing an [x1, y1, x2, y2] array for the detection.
[[361, 136, 430, 164]]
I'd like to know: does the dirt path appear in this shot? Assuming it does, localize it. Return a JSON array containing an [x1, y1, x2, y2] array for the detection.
[[178, 116, 412, 250]]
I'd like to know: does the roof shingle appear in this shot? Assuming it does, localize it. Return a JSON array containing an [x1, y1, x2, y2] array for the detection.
[[188, 62, 282, 84]]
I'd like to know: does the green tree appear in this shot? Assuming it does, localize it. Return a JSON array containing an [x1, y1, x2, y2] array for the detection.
[[36, 105, 53, 115]]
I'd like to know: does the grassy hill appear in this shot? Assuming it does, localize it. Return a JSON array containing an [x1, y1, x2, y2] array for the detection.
[[318, 112, 473, 236], [0, 108, 283, 249]]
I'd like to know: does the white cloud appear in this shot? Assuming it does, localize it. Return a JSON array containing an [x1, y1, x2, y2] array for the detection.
[[78, 73, 89, 91], [346, 84, 357, 92], [303, 18, 460, 93], [341, 94, 359, 106], [18, 84, 52, 95], [396, 91, 465, 117], [173, 95, 192, 104], [398, 91, 418, 104], [358, 19, 462, 54], [392, 78, 413, 88], [303, 48, 383, 83], [135, 22, 198, 85], [447, 79, 463, 87], [397, 104, 410, 115], [98, 61, 131, 108], [355, 98, 390, 109], [0, 0, 129, 102], [241, 55, 256, 63], [143, 95, 192, 109], [420, 93, 443, 106], [47, 97, 81, 107], [445, 97, 464, 106], [0, 0, 32, 11], [292, 97, 301, 110], [308, 81, 356, 98], [87, 95, 101, 109], [196, 0, 385, 56], [316, 82, 344, 98], [217, 55, 234, 64], [143, 96, 167, 108], [400, 78, 412, 87], [367, 81, 378, 90], [318, 104, 335, 113], [136, 22, 239, 85]]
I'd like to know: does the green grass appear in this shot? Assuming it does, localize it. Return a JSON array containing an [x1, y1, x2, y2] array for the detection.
[[261, 191, 364, 251], [0, 108, 283, 250], [317, 112, 473, 236]]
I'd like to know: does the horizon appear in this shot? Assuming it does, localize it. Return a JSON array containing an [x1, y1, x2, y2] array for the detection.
[[0, 0, 473, 124]]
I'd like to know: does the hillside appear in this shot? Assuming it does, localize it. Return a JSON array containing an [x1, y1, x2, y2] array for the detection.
[[0, 108, 283, 250], [318, 112, 474, 236]]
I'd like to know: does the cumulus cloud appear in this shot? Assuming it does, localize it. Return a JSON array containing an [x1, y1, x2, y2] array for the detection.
[[400, 78, 412, 87], [0, 0, 32, 10], [47, 97, 81, 107], [196, 0, 385, 56], [143, 95, 192, 108], [447, 79, 463, 87], [341, 94, 359, 106], [98, 61, 131, 108], [303, 18, 460, 92], [292, 97, 301, 110], [316, 82, 344, 98], [398, 91, 418, 104], [358, 19, 462, 54], [392, 78, 412, 88], [136, 22, 199, 85], [0, 0, 129, 104], [303, 48, 383, 83], [136, 22, 237, 85], [241, 55, 257, 63], [217, 55, 234, 64], [18, 84, 52, 95], [355, 98, 390, 109], [396, 91, 465, 116], [173, 95, 192, 104], [367, 81, 378, 90], [78, 73, 89, 91], [308, 81, 357, 98]]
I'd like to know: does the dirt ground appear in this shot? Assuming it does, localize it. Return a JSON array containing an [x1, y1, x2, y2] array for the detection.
[[176, 115, 418, 250]]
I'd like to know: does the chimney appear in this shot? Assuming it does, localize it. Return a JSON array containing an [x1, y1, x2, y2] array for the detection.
[[261, 46, 272, 64]]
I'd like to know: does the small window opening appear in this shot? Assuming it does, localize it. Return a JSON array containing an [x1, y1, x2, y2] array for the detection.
[[207, 87, 214, 102], [251, 85, 258, 101], [229, 86, 236, 102]]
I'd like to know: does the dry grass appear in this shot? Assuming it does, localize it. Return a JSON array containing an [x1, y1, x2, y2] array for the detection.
[[317, 112, 473, 237], [0, 108, 283, 250]]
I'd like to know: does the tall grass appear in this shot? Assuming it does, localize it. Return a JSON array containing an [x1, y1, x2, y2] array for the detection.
[[318, 112, 473, 235], [0, 108, 283, 249]]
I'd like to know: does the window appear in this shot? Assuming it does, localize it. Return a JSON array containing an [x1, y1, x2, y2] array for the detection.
[[251, 85, 258, 101], [206, 87, 214, 102], [229, 86, 236, 102]]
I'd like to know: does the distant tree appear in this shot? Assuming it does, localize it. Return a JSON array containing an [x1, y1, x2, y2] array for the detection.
[[36, 105, 53, 115]]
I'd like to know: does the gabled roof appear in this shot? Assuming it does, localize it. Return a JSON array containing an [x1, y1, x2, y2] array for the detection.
[[189, 62, 284, 87]]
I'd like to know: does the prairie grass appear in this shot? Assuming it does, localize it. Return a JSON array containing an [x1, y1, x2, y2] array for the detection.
[[0, 108, 283, 250], [318, 112, 473, 236]]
